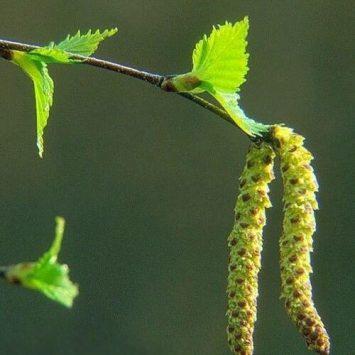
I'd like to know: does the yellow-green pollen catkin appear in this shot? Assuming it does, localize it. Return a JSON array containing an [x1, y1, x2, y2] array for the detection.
[[227, 142, 275, 355], [272, 125, 330, 355]]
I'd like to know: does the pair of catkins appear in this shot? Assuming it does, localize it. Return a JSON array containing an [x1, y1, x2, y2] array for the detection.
[[226, 125, 330, 355]]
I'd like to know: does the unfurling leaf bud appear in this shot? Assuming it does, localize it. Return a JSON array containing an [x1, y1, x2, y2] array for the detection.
[[272, 125, 330, 354], [227, 142, 275, 354], [4, 217, 78, 307]]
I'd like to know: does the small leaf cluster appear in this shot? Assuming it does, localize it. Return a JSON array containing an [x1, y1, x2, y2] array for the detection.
[[10, 28, 117, 157], [5, 217, 78, 307]]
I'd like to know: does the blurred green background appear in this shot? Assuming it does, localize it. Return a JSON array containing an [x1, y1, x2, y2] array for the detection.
[[0, 1, 353, 354]]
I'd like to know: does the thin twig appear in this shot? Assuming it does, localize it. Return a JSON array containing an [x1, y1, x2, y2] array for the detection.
[[0, 38, 250, 137]]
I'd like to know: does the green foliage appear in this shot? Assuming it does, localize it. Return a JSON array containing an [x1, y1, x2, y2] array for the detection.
[[29, 28, 118, 63], [10, 28, 117, 156], [192, 18, 249, 93], [12, 50, 53, 157], [0, 18, 330, 355], [28, 47, 74, 64], [213, 92, 269, 136], [53, 28, 118, 56], [166, 17, 269, 137], [5, 217, 78, 307]]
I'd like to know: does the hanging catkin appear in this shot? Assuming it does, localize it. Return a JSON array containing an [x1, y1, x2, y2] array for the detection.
[[272, 125, 330, 354], [227, 142, 275, 355]]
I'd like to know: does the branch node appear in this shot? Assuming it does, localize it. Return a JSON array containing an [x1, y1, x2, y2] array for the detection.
[[0, 47, 13, 60]]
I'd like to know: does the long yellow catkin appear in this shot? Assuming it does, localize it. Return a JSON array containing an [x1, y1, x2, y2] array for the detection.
[[272, 125, 330, 354], [227, 142, 275, 355]]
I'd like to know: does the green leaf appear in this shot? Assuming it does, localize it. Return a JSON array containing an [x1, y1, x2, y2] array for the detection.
[[191, 17, 249, 93], [55, 28, 118, 56], [28, 28, 118, 64], [212, 92, 269, 136], [11, 50, 54, 157], [165, 17, 269, 136], [5, 217, 78, 307], [28, 47, 74, 64], [11, 28, 117, 156]]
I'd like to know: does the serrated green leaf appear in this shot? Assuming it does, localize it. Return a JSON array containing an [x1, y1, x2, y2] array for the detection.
[[12, 50, 53, 157], [28, 28, 118, 64], [5, 217, 78, 307], [165, 17, 269, 136], [55, 28, 117, 56], [192, 17, 249, 93]]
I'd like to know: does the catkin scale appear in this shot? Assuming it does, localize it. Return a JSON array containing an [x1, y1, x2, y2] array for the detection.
[[272, 125, 330, 354], [227, 142, 275, 355]]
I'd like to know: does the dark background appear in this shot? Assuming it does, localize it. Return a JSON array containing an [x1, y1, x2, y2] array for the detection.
[[0, 1, 353, 354]]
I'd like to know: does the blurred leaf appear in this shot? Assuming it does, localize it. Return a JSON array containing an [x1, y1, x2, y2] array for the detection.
[[12, 50, 54, 157], [5, 217, 78, 308]]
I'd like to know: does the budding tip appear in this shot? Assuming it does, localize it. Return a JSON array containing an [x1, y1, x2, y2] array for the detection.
[[160, 78, 178, 92]]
